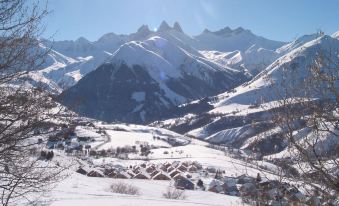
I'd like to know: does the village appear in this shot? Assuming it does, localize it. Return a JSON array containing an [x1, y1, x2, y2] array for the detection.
[[74, 160, 310, 206], [38, 122, 317, 206]]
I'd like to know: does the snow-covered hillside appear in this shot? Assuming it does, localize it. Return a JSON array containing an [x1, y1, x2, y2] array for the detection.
[[152, 34, 339, 158], [194, 27, 285, 52], [59, 34, 249, 123], [215, 35, 339, 106]]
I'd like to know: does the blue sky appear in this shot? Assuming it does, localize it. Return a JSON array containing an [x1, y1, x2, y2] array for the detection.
[[42, 0, 339, 42]]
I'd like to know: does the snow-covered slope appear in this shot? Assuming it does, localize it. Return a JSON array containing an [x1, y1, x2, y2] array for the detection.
[[59, 34, 249, 124], [215, 35, 339, 106], [153, 35, 339, 155], [200, 44, 279, 76], [332, 30, 339, 39], [275, 33, 320, 55], [194, 27, 285, 52]]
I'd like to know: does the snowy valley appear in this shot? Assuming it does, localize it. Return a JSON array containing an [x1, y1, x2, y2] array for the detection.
[[1, 8, 338, 205]]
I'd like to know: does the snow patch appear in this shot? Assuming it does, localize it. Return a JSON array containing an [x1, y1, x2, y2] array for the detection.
[[131, 91, 146, 102]]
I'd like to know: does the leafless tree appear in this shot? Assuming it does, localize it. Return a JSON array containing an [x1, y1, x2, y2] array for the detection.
[[0, 1, 71, 205], [259, 45, 339, 204]]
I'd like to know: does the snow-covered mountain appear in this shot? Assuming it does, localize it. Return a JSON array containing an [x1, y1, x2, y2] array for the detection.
[[332, 30, 339, 39], [200, 45, 280, 76], [59, 35, 249, 123], [29, 21, 288, 92], [193, 27, 285, 52], [152, 34, 339, 157], [215, 34, 339, 105]]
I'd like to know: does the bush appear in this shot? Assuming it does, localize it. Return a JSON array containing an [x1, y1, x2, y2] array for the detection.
[[110, 182, 140, 195], [162, 187, 186, 200]]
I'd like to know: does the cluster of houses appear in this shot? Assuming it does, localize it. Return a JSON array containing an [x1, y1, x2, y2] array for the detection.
[[209, 174, 310, 206], [76, 160, 311, 206], [76, 161, 202, 189], [46, 128, 94, 154]]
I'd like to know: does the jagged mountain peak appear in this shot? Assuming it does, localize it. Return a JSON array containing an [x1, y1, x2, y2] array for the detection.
[[137, 24, 151, 33], [97, 32, 118, 42], [75, 36, 90, 44], [212, 26, 249, 37], [173, 22, 183, 33], [158, 20, 171, 32], [332, 30, 339, 39]]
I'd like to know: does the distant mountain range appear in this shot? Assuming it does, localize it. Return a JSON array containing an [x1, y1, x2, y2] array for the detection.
[[29, 21, 286, 91], [24, 21, 338, 125]]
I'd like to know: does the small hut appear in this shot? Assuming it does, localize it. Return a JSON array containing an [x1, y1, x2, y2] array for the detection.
[[188, 165, 198, 172], [208, 179, 224, 193], [173, 173, 186, 180], [107, 171, 117, 178], [134, 171, 151, 179], [160, 163, 171, 171], [169, 170, 181, 178], [150, 170, 160, 177], [176, 164, 187, 172], [175, 178, 195, 190], [76, 167, 88, 175], [127, 170, 136, 178], [166, 166, 175, 173], [152, 172, 171, 180], [192, 161, 202, 169], [146, 166, 156, 174], [140, 163, 147, 168], [206, 166, 217, 173], [87, 170, 104, 177], [115, 171, 131, 179], [181, 161, 189, 167], [171, 161, 180, 168]]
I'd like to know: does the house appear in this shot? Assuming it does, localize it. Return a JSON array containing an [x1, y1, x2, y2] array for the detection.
[[127, 170, 136, 178], [239, 182, 257, 197], [174, 178, 195, 190], [76, 167, 88, 175], [222, 177, 237, 187], [176, 164, 187, 172], [171, 161, 181, 168], [206, 166, 217, 173], [173, 174, 186, 180], [140, 163, 147, 168], [77, 136, 91, 142], [237, 175, 255, 184], [106, 171, 117, 178], [115, 171, 131, 179], [188, 165, 198, 172], [221, 177, 238, 195], [160, 163, 171, 171], [185, 173, 192, 178], [192, 161, 202, 170], [134, 170, 151, 179], [87, 170, 104, 177], [169, 170, 181, 178], [181, 161, 190, 167], [146, 165, 156, 174], [152, 172, 171, 180], [132, 166, 140, 174], [208, 179, 224, 193], [150, 170, 160, 177], [104, 168, 115, 176], [166, 166, 175, 173]]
